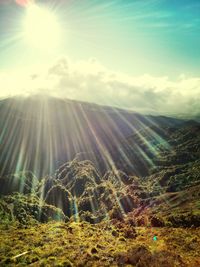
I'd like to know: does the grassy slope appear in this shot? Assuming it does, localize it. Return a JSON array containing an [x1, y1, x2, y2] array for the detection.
[[0, 221, 200, 267]]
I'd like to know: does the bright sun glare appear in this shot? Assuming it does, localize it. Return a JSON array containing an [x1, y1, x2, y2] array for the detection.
[[24, 4, 61, 49]]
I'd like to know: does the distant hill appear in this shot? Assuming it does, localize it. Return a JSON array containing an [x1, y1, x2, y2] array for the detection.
[[0, 95, 187, 177]]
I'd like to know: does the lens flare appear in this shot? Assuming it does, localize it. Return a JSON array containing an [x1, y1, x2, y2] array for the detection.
[[16, 0, 32, 7]]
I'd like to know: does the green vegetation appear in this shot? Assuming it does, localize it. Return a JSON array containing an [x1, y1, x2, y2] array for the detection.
[[0, 221, 199, 266], [0, 123, 200, 266]]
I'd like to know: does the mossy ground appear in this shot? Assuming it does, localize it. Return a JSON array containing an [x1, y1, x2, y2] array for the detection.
[[0, 221, 199, 266]]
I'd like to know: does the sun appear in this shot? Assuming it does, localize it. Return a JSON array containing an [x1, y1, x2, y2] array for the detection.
[[23, 4, 61, 49]]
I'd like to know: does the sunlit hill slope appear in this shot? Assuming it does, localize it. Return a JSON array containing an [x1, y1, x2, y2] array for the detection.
[[0, 96, 200, 266]]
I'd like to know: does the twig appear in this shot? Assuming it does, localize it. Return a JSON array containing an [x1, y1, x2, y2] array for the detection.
[[11, 251, 29, 260]]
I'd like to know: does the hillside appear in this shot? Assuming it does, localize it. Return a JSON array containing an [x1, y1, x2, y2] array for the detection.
[[0, 97, 200, 266], [0, 96, 185, 177]]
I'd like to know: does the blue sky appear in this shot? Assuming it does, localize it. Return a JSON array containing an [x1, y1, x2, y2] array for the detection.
[[0, 0, 199, 117], [0, 0, 199, 77]]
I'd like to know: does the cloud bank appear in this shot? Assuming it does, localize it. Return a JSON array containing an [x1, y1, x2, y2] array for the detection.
[[0, 57, 200, 118]]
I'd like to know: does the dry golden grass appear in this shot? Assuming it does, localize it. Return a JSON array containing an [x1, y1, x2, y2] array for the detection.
[[0, 221, 199, 266]]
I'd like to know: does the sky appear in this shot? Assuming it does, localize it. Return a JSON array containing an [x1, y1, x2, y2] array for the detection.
[[0, 0, 199, 117]]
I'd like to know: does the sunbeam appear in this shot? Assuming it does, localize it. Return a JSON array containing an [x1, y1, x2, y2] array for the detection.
[[0, 1, 199, 265]]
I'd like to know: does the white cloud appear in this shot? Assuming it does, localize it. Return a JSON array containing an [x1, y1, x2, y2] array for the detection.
[[0, 57, 200, 117]]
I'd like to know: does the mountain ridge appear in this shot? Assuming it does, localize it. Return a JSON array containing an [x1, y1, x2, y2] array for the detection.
[[0, 95, 192, 177]]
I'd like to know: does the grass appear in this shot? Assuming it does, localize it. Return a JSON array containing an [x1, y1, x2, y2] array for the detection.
[[0, 221, 199, 266]]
